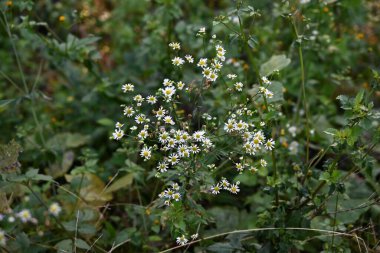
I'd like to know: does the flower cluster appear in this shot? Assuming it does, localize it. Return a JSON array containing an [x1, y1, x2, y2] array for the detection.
[[211, 178, 240, 194], [158, 183, 182, 206], [113, 31, 278, 246]]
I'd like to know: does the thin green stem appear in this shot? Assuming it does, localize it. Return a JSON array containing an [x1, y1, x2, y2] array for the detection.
[[331, 193, 339, 252], [271, 150, 279, 206], [0, 69, 24, 94], [291, 16, 311, 163], [1, 9, 29, 94], [136, 185, 148, 234]]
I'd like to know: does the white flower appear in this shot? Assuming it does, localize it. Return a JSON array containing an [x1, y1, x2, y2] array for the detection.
[[133, 94, 144, 103], [138, 129, 148, 140], [168, 154, 179, 165], [265, 139, 275, 150], [211, 184, 221, 194], [261, 76, 272, 85], [181, 131, 190, 142], [177, 145, 189, 157], [234, 82, 244, 91], [192, 131, 205, 142], [265, 89, 273, 98], [115, 122, 123, 129], [0, 229, 6, 246], [177, 81, 185, 90], [202, 68, 212, 78], [123, 106, 135, 117], [172, 57, 184, 66], [135, 114, 146, 124], [229, 183, 240, 194], [288, 126, 297, 137], [159, 132, 170, 143], [163, 116, 175, 125], [122, 83, 134, 92], [165, 188, 175, 198], [208, 71, 218, 82], [48, 202, 62, 217], [163, 78, 174, 86], [227, 74, 237, 80], [140, 146, 152, 160], [220, 178, 230, 189], [17, 209, 32, 223], [176, 235, 188, 246], [190, 144, 200, 154], [235, 163, 244, 172], [216, 45, 225, 55], [234, 120, 248, 132], [289, 141, 299, 154], [197, 58, 207, 68], [155, 107, 167, 119], [166, 138, 177, 149], [172, 183, 180, 191], [113, 129, 124, 140], [217, 51, 226, 61], [169, 42, 181, 50], [162, 86, 176, 101], [157, 161, 168, 172], [260, 159, 267, 167], [185, 55, 194, 63], [224, 119, 236, 133], [8, 216, 15, 223], [172, 192, 181, 201], [211, 60, 223, 71], [146, 95, 157, 104], [202, 138, 213, 148], [191, 233, 198, 240]]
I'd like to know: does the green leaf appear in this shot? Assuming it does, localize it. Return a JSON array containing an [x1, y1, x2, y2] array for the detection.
[[260, 55, 291, 76], [76, 239, 90, 250], [323, 128, 338, 136], [354, 90, 364, 107], [97, 118, 115, 127], [55, 239, 73, 253], [0, 99, 16, 108], [46, 133, 89, 151], [104, 173, 134, 194]]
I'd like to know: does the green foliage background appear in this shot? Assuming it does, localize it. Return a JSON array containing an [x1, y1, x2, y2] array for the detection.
[[0, 0, 380, 252]]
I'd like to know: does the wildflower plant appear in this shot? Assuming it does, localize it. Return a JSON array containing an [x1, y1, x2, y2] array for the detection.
[[113, 29, 280, 244]]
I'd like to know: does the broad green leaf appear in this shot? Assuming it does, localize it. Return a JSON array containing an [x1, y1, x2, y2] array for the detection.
[[260, 55, 291, 76], [97, 118, 114, 127], [104, 173, 134, 194], [76, 239, 90, 250], [55, 239, 73, 253], [323, 128, 338, 136]]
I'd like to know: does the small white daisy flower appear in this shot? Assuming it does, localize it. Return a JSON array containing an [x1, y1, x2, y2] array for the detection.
[[176, 235, 188, 246], [113, 129, 124, 140], [172, 57, 185, 66], [140, 146, 152, 160], [48, 202, 62, 217], [122, 83, 134, 92]]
